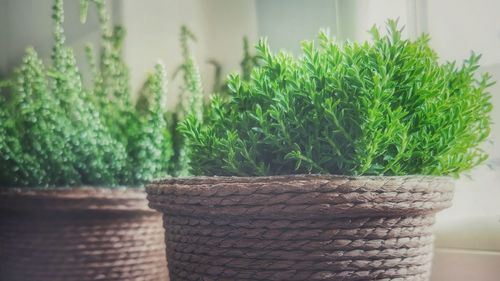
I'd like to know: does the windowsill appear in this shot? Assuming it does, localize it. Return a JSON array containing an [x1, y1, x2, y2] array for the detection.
[[434, 164, 500, 252], [435, 215, 500, 252], [431, 248, 500, 281]]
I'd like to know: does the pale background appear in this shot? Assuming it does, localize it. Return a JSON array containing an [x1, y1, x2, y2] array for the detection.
[[1, 0, 499, 279]]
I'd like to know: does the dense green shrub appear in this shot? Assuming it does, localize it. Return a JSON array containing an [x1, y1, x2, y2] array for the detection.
[[0, 0, 171, 187], [181, 20, 493, 177]]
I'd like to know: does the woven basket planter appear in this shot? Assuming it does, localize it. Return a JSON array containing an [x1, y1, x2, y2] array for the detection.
[[147, 175, 454, 281], [0, 188, 169, 281]]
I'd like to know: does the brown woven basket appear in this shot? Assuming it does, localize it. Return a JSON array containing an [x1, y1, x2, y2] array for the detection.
[[0, 187, 169, 281], [147, 175, 454, 281]]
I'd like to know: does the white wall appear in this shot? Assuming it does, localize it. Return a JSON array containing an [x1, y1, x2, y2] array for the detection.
[[201, 0, 259, 84], [427, 0, 500, 66], [0, 0, 110, 84], [336, 0, 413, 41], [0, 0, 8, 77], [255, 0, 337, 54], [119, 0, 258, 109]]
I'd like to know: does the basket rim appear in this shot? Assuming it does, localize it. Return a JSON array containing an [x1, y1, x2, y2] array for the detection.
[[150, 174, 452, 186], [146, 174, 454, 219], [0, 186, 153, 212]]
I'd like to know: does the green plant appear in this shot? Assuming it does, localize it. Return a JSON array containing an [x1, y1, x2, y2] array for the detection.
[[0, 49, 80, 186], [0, 0, 171, 187], [181, 20, 493, 177], [164, 25, 204, 176], [82, 0, 172, 184], [173, 25, 204, 121]]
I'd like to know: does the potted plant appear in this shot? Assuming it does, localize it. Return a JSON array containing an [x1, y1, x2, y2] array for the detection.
[[0, 0, 171, 280], [147, 20, 493, 280]]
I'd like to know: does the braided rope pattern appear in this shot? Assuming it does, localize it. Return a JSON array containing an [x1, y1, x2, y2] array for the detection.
[[0, 188, 169, 281], [0, 187, 152, 212], [148, 175, 453, 219], [147, 175, 454, 280]]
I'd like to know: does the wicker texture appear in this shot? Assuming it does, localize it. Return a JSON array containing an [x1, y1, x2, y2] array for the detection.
[[147, 175, 454, 281], [0, 188, 169, 281]]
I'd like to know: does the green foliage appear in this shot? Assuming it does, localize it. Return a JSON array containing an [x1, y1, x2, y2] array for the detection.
[[0, 0, 171, 187], [52, 0, 126, 185], [173, 25, 204, 120], [167, 25, 204, 176], [1, 49, 80, 186], [127, 64, 172, 183], [181, 20, 493, 177]]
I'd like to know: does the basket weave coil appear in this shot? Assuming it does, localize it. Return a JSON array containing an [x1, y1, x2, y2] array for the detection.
[[147, 175, 454, 281], [0, 187, 169, 281]]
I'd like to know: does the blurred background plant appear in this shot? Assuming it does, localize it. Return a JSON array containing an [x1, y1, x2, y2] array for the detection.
[[82, 0, 172, 184], [0, 0, 172, 187], [168, 25, 204, 176]]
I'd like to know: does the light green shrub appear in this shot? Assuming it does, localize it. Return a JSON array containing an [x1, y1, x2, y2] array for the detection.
[[181, 20, 493, 177]]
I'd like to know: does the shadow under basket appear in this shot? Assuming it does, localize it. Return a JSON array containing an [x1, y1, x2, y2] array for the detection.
[[0, 187, 169, 281], [147, 175, 454, 281]]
